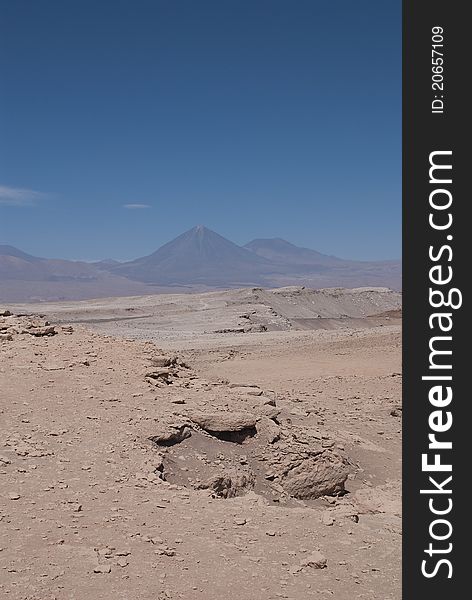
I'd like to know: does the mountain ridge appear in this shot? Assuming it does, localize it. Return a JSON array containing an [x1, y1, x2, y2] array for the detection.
[[0, 226, 401, 301], [110, 225, 274, 286], [244, 237, 349, 267]]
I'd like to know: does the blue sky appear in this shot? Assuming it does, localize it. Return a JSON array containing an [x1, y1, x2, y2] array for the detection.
[[0, 0, 400, 261]]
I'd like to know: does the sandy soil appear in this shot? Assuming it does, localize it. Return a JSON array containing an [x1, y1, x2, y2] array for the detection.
[[0, 288, 401, 600]]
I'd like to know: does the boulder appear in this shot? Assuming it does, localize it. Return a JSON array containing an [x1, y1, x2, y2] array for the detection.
[[300, 550, 327, 569], [282, 452, 349, 499], [189, 411, 257, 434], [256, 416, 281, 444], [146, 368, 172, 379], [27, 326, 56, 337], [150, 355, 175, 368], [259, 405, 281, 420], [149, 425, 191, 447]]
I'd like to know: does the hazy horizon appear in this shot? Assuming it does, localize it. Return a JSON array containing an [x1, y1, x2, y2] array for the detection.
[[1, 223, 401, 264]]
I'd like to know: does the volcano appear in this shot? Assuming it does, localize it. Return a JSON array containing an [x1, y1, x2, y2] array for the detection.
[[1, 227, 401, 301], [110, 225, 273, 286]]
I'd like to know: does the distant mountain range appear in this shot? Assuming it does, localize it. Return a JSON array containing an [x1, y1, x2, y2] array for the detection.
[[0, 226, 401, 302], [0, 244, 100, 281], [108, 225, 272, 286]]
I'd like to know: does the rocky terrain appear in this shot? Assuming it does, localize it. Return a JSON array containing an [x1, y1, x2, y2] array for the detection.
[[0, 289, 401, 599], [8, 286, 402, 342]]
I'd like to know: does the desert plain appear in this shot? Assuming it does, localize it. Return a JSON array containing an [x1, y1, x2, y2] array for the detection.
[[1, 286, 402, 600]]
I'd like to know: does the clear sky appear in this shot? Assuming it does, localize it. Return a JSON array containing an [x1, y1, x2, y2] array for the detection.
[[0, 0, 400, 261]]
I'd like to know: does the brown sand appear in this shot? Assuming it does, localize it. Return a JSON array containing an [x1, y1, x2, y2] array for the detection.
[[0, 289, 401, 600]]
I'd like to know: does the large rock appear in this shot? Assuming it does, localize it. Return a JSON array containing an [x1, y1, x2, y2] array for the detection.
[[256, 416, 281, 444], [282, 452, 349, 499], [27, 325, 56, 337], [189, 411, 257, 434], [300, 550, 327, 569], [149, 425, 191, 446], [146, 368, 173, 379], [259, 405, 280, 420], [150, 355, 176, 368]]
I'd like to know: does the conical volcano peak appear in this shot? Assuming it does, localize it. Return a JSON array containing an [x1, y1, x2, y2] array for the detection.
[[188, 224, 213, 240], [172, 225, 245, 251], [189, 224, 218, 238], [111, 224, 271, 286]]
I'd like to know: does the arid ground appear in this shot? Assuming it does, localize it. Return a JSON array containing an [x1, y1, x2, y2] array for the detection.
[[1, 287, 401, 600]]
